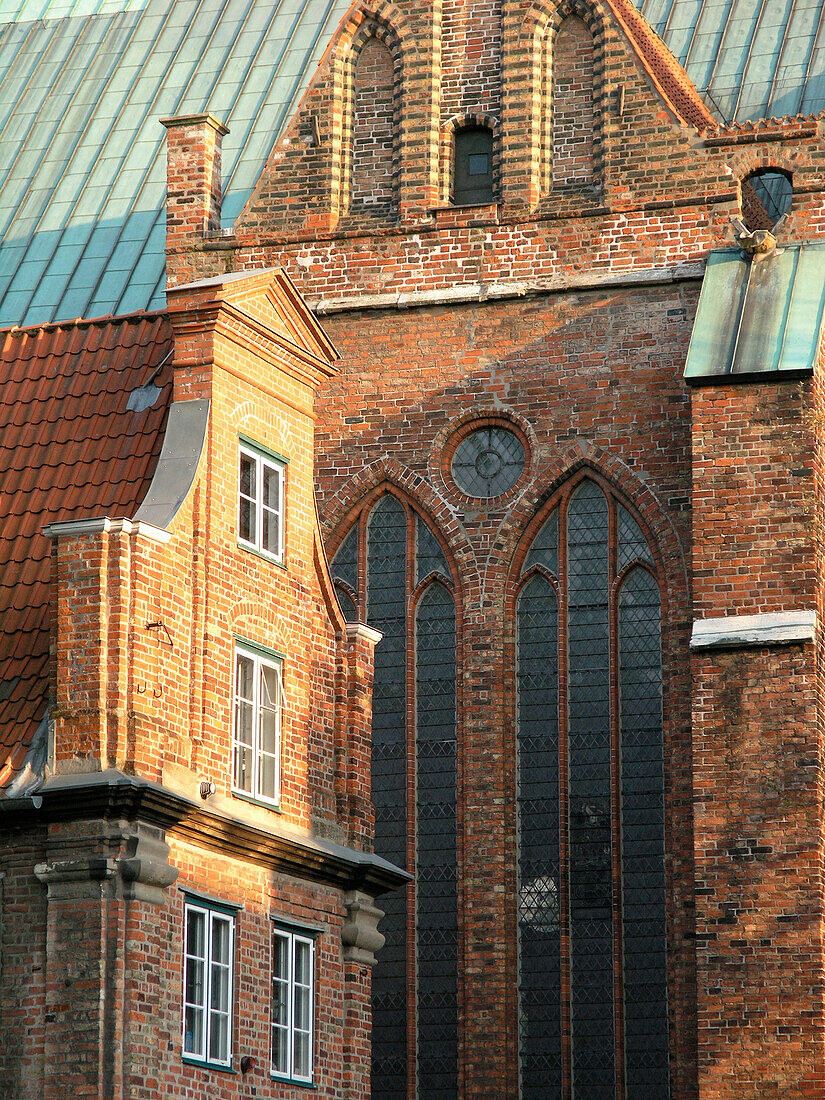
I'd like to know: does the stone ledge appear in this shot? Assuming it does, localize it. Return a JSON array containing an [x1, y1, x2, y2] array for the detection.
[[690, 610, 817, 650]]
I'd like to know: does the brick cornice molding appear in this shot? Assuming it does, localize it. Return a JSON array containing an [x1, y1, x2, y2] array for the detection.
[[7, 771, 408, 897]]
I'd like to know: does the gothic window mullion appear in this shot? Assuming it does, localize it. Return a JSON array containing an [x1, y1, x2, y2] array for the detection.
[[556, 505, 573, 1100], [516, 479, 669, 1100], [607, 496, 627, 1100], [333, 495, 459, 1100], [566, 480, 615, 1100], [405, 501, 418, 1100]]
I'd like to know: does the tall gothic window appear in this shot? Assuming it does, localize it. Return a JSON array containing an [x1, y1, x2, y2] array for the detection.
[[516, 478, 669, 1098], [331, 494, 458, 1100]]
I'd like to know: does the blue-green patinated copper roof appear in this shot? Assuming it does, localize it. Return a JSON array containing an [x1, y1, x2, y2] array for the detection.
[[635, 0, 825, 124], [2, 0, 825, 326], [0, 0, 353, 325], [684, 243, 825, 382]]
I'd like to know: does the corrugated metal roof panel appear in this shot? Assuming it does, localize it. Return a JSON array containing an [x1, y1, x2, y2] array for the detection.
[[635, 0, 825, 120], [684, 244, 825, 382]]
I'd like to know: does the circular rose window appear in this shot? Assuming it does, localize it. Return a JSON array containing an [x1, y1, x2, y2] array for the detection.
[[450, 426, 525, 498]]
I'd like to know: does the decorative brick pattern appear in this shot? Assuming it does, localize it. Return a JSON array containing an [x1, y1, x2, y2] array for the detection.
[[347, 37, 399, 222]]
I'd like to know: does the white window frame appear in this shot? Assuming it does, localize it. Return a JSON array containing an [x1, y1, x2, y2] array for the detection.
[[238, 442, 285, 562], [271, 927, 316, 1083], [182, 900, 235, 1068], [232, 643, 284, 806]]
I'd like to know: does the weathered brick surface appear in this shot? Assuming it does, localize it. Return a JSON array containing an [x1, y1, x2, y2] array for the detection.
[[0, 271, 386, 1098], [158, 0, 825, 1096]]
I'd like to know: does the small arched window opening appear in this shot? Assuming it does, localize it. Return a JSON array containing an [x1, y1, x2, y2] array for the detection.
[[452, 126, 494, 206], [741, 169, 792, 232]]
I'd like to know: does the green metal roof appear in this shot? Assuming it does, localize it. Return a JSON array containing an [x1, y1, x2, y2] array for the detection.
[[635, 0, 825, 124], [0, 0, 352, 325], [684, 244, 825, 382], [2, 0, 825, 327]]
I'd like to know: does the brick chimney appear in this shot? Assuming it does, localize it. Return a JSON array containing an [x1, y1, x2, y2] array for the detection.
[[161, 113, 227, 286]]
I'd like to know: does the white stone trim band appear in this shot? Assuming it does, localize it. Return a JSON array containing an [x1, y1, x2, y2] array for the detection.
[[690, 610, 817, 650]]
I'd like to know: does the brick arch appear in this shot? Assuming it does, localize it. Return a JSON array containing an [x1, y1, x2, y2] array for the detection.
[[225, 597, 285, 653], [428, 404, 539, 506], [320, 455, 481, 594], [439, 112, 501, 206], [498, 442, 687, 616]]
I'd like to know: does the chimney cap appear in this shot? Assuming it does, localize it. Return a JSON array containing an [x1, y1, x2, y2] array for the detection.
[[160, 113, 229, 137]]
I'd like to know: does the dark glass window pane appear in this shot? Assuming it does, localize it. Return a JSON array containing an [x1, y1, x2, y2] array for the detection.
[[453, 127, 494, 206], [451, 427, 525, 498], [566, 481, 615, 1099], [331, 524, 358, 593], [517, 573, 561, 1099], [523, 510, 558, 578], [417, 515, 450, 584], [335, 584, 358, 623], [617, 505, 653, 572], [619, 568, 670, 1097], [742, 170, 792, 231], [416, 582, 458, 1100], [367, 495, 408, 1100]]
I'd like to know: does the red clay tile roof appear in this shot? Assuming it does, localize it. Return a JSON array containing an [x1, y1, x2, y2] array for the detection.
[[606, 0, 716, 131], [0, 312, 173, 793]]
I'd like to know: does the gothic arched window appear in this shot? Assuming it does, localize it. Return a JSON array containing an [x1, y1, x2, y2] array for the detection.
[[331, 493, 459, 1100], [515, 478, 669, 1098]]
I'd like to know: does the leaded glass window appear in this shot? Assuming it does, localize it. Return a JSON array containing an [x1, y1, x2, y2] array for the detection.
[[450, 426, 525, 498], [516, 478, 669, 1099], [330, 495, 458, 1100]]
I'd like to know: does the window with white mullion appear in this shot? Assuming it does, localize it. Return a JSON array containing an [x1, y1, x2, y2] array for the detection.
[[239, 444, 285, 562], [183, 907, 208, 1059], [183, 903, 235, 1068], [208, 915, 233, 1064], [293, 937, 313, 1079], [233, 644, 283, 805], [272, 929, 315, 1082]]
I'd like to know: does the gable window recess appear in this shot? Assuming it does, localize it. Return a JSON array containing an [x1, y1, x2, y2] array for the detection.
[[182, 897, 236, 1070], [238, 439, 287, 564], [232, 640, 285, 808], [272, 925, 316, 1084]]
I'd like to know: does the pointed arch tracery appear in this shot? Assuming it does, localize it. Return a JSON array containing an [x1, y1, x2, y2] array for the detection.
[[513, 476, 670, 1099], [330, 489, 459, 1100]]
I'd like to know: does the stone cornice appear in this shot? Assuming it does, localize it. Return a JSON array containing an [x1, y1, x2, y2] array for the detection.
[[2, 770, 409, 897]]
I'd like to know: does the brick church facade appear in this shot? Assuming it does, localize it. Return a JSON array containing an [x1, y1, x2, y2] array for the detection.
[[160, 2, 825, 1097], [3, 0, 825, 1097]]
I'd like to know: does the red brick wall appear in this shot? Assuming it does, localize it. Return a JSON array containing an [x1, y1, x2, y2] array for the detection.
[[158, 1, 825, 1096], [0, 826, 47, 1100], [22, 274, 382, 1097], [314, 286, 698, 1099], [121, 841, 353, 1100]]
